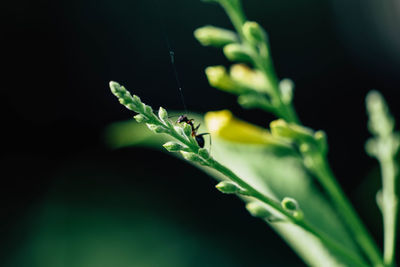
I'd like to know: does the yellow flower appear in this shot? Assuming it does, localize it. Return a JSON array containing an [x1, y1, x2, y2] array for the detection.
[[204, 110, 290, 147]]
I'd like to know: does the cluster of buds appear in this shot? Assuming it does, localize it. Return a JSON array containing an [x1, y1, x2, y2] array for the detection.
[[194, 18, 295, 120]]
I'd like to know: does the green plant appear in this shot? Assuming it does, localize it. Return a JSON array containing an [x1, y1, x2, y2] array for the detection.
[[108, 0, 398, 266]]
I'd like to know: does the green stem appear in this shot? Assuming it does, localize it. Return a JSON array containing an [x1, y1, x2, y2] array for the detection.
[[218, 0, 301, 125], [209, 1, 384, 264], [218, 0, 246, 39], [378, 156, 398, 267], [209, 158, 369, 267], [313, 154, 384, 267]]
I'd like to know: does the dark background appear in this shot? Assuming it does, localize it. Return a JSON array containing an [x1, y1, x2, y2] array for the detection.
[[2, 0, 400, 266]]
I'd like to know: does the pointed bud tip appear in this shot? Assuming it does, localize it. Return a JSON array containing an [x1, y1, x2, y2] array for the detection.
[[109, 81, 121, 94], [109, 81, 119, 88], [158, 107, 169, 122]]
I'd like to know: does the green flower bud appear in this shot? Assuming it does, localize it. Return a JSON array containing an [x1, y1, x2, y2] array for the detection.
[[366, 90, 394, 137], [223, 43, 253, 63], [174, 126, 186, 137], [109, 81, 121, 95], [246, 202, 271, 218], [163, 141, 187, 152], [299, 143, 310, 153], [279, 78, 294, 104], [132, 95, 142, 106], [230, 64, 272, 94], [281, 197, 303, 220], [144, 105, 153, 115], [270, 119, 315, 144], [292, 211, 304, 220], [215, 181, 241, 194], [134, 114, 147, 123], [242, 21, 267, 44], [131, 95, 144, 113], [183, 123, 193, 138], [198, 148, 210, 159], [118, 98, 129, 106], [158, 107, 169, 123], [314, 130, 328, 155], [125, 103, 136, 110], [303, 155, 316, 171], [146, 123, 167, 134], [180, 151, 208, 165], [281, 197, 299, 211], [205, 66, 247, 94], [194, 25, 238, 47]]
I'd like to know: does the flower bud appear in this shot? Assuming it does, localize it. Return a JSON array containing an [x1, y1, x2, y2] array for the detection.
[[194, 25, 238, 47], [144, 105, 154, 115], [183, 123, 193, 138], [246, 202, 271, 218], [230, 64, 272, 94], [198, 148, 210, 159], [365, 138, 379, 157], [205, 66, 247, 94], [281, 197, 299, 212], [163, 141, 186, 152], [281, 197, 303, 220], [131, 95, 144, 113], [242, 21, 267, 44], [146, 123, 167, 134], [279, 78, 294, 104], [134, 114, 147, 123], [180, 151, 209, 165], [223, 43, 253, 63], [109, 81, 121, 95], [270, 119, 314, 144], [174, 126, 186, 137], [366, 90, 394, 137], [215, 181, 242, 194], [132, 95, 142, 106], [314, 130, 328, 155], [158, 107, 169, 123]]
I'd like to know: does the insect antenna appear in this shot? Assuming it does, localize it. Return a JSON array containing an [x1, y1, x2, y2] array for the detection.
[[153, 0, 188, 114]]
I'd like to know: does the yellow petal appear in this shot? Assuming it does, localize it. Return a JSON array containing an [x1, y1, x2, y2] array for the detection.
[[205, 110, 289, 147]]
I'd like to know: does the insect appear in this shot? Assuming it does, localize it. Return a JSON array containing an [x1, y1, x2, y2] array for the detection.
[[177, 115, 209, 148]]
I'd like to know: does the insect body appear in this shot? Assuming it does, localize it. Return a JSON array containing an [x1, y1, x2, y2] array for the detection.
[[177, 115, 209, 148]]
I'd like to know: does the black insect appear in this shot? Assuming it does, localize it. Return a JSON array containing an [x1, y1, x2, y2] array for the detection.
[[177, 115, 209, 148]]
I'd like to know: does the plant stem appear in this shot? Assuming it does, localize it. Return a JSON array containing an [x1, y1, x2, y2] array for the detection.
[[378, 155, 398, 267], [223, 2, 382, 261], [312, 154, 384, 267], [218, 0, 246, 39], [212, 1, 384, 264], [209, 158, 369, 267], [220, 0, 300, 124]]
